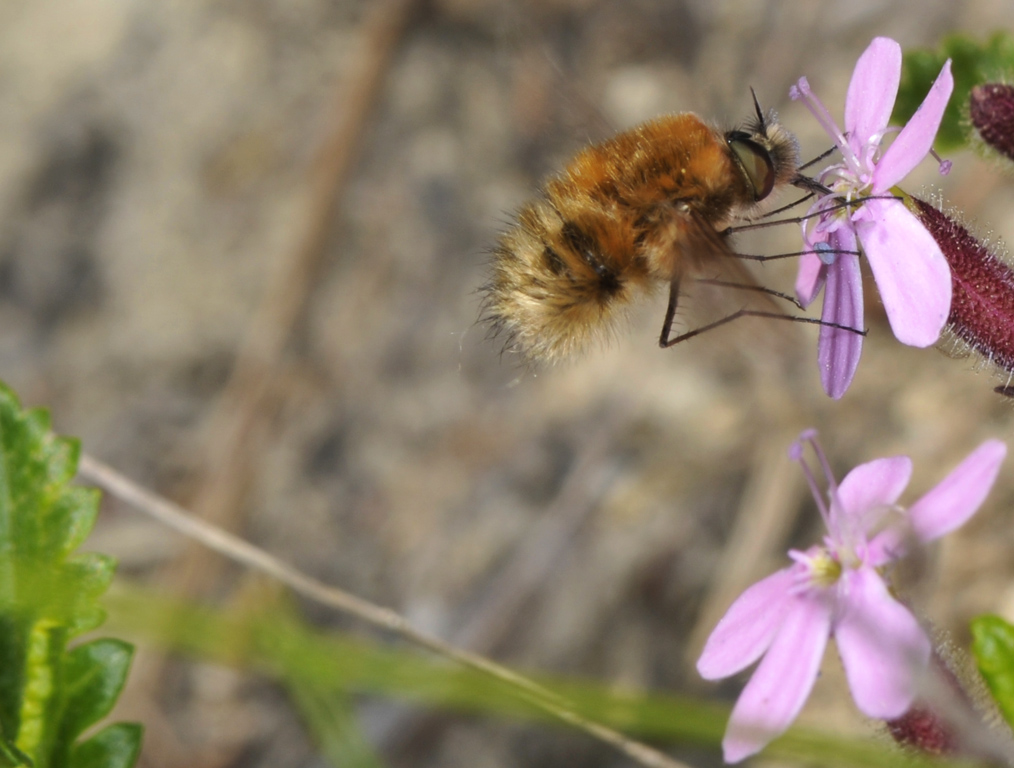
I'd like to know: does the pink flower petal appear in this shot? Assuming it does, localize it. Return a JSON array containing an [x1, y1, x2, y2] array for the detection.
[[796, 251, 827, 308], [722, 595, 832, 763], [697, 568, 796, 679], [873, 60, 954, 193], [854, 199, 951, 347], [836, 455, 912, 529], [834, 457, 911, 557], [835, 566, 930, 719], [867, 441, 1005, 566], [906, 439, 1006, 542], [818, 248, 864, 400], [865, 528, 906, 568], [845, 38, 902, 151]]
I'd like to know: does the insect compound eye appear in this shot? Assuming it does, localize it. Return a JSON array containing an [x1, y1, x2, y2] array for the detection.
[[727, 132, 776, 201]]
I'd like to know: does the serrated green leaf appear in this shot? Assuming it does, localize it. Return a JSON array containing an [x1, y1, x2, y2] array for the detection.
[[896, 32, 1014, 152], [53, 490, 101, 560], [60, 556, 115, 638], [16, 620, 64, 763], [59, 641, 133, 743], [0, 385, 97, 569], [67, 724, 142, 768], [0, 383, 138, 765], [970, 614, 1014, 729]]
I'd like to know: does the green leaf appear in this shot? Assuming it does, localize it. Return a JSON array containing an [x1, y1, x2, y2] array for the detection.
[[59, 641, 134, 743], [0, 384, 139, 766], [0, 383, 102, 613], [51, 489, 102, 560], [60, 556, 116, 637], [68, 724, 142, 768], [895, 32, 1014, 151], [15, 620, 64, 763], [0, 736, 33, 767], [970, 614, 1014, 728]]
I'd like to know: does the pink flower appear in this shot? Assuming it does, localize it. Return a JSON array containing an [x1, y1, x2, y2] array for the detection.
[[697, 431, 1006, 763], [790, 37, 954, 398]]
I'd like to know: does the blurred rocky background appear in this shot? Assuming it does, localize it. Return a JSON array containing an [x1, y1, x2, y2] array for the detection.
[[3, 1, 1014, 766]]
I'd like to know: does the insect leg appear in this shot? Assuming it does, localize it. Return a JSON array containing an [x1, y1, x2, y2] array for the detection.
[[724, 194, 899, 236], [661, 309, 866, 348], [730, 247, 859, 264], [658, 278, 682, 348], [693, 278, 803, 309]]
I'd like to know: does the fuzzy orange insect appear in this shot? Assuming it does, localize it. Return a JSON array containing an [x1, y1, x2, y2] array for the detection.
[[482, 102, 800, 362]]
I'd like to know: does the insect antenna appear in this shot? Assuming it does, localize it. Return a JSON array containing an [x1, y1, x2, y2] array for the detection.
[[749, 87, 768, 133]]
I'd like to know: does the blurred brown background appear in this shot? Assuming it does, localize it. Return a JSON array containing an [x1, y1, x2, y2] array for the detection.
[[4, 1, 1014, 766]]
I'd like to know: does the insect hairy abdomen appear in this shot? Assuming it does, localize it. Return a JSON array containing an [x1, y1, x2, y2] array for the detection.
[[484, 196, 651, 363]]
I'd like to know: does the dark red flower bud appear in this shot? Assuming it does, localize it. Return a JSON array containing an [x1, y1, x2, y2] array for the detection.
[[970, 83, 1014, 162], [886, 706, 957, 755], [884, 652, 1011, 762], [911, 196, 1014, 375]]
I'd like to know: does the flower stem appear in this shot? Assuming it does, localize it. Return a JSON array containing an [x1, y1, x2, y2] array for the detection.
[[910, 196, 1014, 376]]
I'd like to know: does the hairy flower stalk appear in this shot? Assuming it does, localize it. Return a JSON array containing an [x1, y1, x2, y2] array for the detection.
[[697, 431, 1006, 763], [910, 196, 1014, 380], [886, 705, 957, 756], [886, 647, 1014, 764], [970, 83, 1014, 163], [885, 654, 981, 759]]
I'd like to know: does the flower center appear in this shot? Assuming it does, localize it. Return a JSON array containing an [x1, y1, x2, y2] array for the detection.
[[789, 546, 845, 593], [819, 163, 871, 202], [800, 170, 868, 255], [808, 548, 842, 588]]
